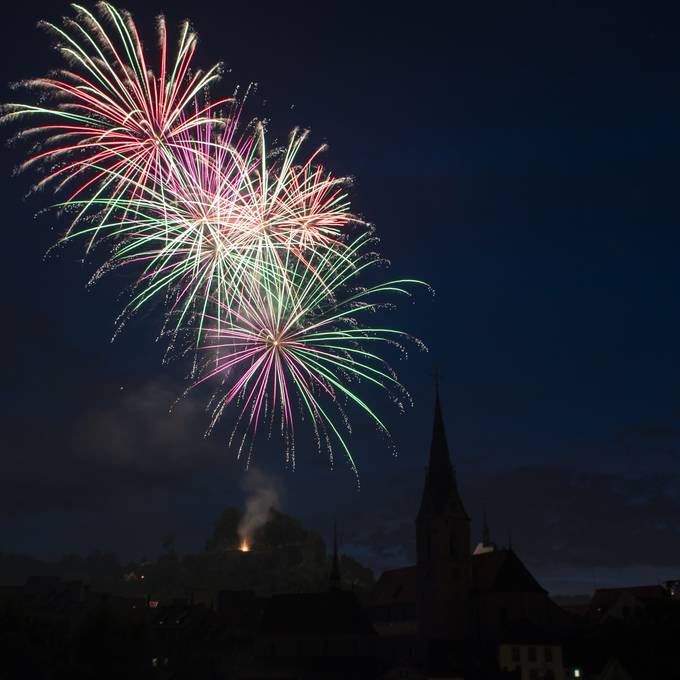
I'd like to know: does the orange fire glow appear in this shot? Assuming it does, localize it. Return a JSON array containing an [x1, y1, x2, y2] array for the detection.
[[239, 539, 250, 552]]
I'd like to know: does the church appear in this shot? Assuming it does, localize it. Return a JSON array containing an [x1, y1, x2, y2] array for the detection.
[[369, 388, 570, 667]]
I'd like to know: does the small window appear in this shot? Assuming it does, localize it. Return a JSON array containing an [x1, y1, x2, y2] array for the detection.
[[545, 646, 553, 662], [528, 646, 537, 662], [511, 646, 520, 662], [449, 532, 457, 556]]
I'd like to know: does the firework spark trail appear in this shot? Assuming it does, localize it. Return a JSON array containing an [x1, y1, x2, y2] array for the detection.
[[194, 232, 427, 472], [240, 124, 356, 251], [0, 2, 231, 244]]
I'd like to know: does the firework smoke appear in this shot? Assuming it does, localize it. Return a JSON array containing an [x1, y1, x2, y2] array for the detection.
[[237, 468, 281, 546]]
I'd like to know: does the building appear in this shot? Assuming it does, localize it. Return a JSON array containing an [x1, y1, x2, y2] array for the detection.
[[246, 590, 379, 679], [498, 626, 567, 680], [587, 585, 670, 622], [370, 387, 571, 673]]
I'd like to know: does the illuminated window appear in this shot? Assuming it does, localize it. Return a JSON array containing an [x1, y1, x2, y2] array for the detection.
[[151, 658, 158, 668], [574, 670, 581, 678]]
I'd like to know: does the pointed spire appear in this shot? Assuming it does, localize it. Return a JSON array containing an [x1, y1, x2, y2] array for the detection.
[[329, 522, 341, 591], [430, 380, 451, 470], [473, 508, 497, 555], [482, 510, 491, 546], [417, 382, 468, 520]]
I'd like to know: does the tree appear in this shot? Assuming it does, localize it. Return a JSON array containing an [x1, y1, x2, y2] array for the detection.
[[205, 507, 241, 552]]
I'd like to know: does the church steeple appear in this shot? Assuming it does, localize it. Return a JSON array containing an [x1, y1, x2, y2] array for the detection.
[[474, 509, 497, 555], [483, 510, 491, 545], [415, 384, 472, 638], [417, 384, 468, 522]]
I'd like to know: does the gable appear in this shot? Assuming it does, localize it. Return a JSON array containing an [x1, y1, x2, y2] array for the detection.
[[472, 549, 546, 594]]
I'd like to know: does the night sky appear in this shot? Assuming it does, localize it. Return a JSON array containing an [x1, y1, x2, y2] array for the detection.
[[2, 1, 680, 595]]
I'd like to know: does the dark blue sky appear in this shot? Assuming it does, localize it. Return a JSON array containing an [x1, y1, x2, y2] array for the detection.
[[1, 1, 680, 594]]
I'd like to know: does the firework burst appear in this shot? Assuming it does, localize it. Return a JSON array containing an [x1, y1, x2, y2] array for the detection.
[[194, 232, 427, 473], [1, 2, 230, 244], [63, 120, 360, 340]]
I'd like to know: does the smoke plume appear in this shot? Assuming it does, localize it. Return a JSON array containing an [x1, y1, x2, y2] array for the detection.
[[238, 468, 281, 541]]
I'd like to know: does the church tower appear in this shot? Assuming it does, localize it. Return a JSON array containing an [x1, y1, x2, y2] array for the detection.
[[416, 385, 471, 638]]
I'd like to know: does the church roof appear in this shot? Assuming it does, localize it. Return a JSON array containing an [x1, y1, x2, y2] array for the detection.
[[472, 549, 546, 594], [417, 386, 469, 521], [370, 549, 546, 607]]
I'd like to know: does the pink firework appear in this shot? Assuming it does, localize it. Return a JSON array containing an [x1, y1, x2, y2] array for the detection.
[[1, 2, 231, 245]]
